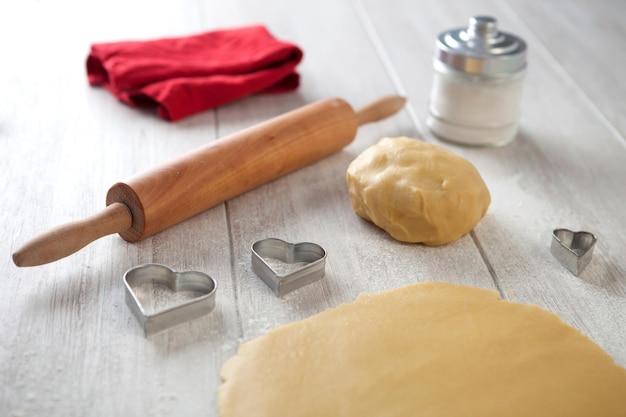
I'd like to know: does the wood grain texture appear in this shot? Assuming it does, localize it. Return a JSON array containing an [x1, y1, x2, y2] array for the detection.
[[106, 97, 359, 242], [12, 202, 132, 267], [1, 0, 624, 415], [13, 95, 404, 266], [360, 0, 626, 365]]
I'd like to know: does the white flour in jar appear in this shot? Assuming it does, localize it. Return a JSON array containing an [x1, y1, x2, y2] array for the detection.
[[427, 16, 527, 146]]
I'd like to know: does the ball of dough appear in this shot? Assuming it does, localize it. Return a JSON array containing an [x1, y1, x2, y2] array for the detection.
[[346, 137, 490, 245]]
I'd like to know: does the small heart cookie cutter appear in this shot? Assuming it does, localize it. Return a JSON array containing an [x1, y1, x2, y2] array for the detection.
[[123, 263, 217, 336], [550, 229, 597, 276], [251, 238, 327, 296]]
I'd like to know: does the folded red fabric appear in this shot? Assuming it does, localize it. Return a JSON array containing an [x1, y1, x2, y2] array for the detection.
[[87, 25, 303, 121]]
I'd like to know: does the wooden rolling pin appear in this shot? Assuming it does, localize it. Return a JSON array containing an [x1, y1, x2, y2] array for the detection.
[[13, 95, 406, 267]]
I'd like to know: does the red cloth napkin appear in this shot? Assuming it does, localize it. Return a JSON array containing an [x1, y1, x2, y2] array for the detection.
[[86, 25, 303, 121]]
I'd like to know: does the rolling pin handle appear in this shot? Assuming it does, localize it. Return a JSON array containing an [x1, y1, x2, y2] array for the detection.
[[12, 203, 132, 267], [355, 95, 406, 126]]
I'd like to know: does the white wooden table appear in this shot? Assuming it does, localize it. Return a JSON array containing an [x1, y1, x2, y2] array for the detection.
[[2, 0, 625, 415]]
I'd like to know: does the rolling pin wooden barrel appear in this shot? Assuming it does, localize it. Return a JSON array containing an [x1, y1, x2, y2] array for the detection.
[[12, 95, 406, 267]]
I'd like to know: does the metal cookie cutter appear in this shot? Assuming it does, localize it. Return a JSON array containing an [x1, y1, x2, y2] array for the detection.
[[550, 229, 597, 276], [251, 238, 327, 296], [123, 264, 217, 336]]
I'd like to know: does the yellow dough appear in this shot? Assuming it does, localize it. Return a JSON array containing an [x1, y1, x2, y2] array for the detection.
[[346, 137, 491, 245], [219, 282, 626, 417]]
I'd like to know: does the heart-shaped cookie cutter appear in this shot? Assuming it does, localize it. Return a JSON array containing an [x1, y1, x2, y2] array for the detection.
[[123, 263, 217, 336], [550, 229, 597, 276], [251, 238, 327, 296]]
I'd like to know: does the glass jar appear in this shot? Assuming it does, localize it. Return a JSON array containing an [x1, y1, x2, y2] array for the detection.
[[427, 16, 527, 146]]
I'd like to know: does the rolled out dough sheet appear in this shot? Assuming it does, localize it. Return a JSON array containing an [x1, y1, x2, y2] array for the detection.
[[219, 282, 626, 416]]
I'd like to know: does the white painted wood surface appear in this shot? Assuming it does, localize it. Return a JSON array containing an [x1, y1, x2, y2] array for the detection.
[[1, 0, 624, 415]]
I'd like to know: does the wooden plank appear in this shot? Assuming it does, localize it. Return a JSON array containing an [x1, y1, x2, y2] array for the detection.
[[1, 0, 237, 415], [2, 0, 624, 416], [506, 0, 626, 141], [203, 0, 497, 346], [359, 0, 626, 366]]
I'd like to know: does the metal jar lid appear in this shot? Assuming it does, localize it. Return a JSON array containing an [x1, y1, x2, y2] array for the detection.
[[434, 16, 527, 75]]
